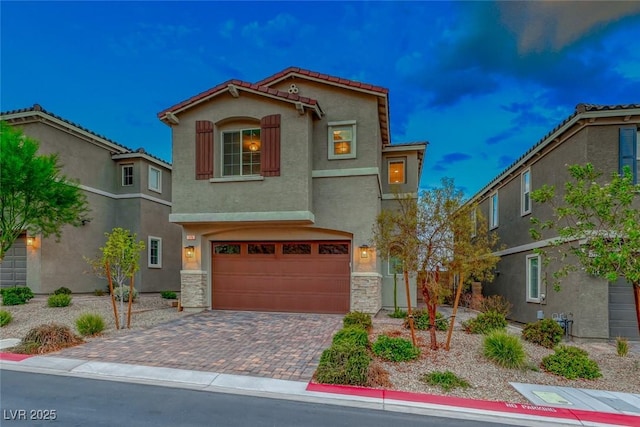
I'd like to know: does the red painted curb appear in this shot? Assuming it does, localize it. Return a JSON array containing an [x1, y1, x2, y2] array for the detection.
[[307, 382, 640, 427], [0, 352, 32, 362]]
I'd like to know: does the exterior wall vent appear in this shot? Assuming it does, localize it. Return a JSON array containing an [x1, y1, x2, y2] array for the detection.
[[288, 84, 299, 94]]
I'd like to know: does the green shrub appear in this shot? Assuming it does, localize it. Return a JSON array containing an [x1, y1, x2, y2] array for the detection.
[[0, 310, 13, 327], [343, 311, 372, 331], [421, 370, 470, 392], [161, 291, 177, 299], [93, 288, 105, 296], [13, 323, 82, 354], [462, 310, 507, 334], [372, 335, 420, 362], [541, 345, 602, 379], [47, 294, 72, 307], [522, 319, 564, 348], [75, 313, 105, 336], [479, 295, 512, 317], [1, 287, 34, 306], [315, 341, 371, 386], [53, 286, 72, 295], [483, 330, 526, 369], [404, 310, 449, 331], [332, 326, 370, 348], [616, 337, 629, 357], [112, 286, 138, 302], [388, 308, 407, 318]]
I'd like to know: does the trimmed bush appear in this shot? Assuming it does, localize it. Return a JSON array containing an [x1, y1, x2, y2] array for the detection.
[[53, 286, 72, 295], [372, 335, 420, 362], [483, 330, 526, 369], [421, 370, 470, 392], [479, 295, 512, 317], [343, 311, 372, 331], [0, 310, 13, 327], [616, 337, 629, 357], [47, 294, 72, 307], [522, 319, 564, 349], [541, 345, 602, 379], [404, 310, 449, 331], [75, 313, 106, 336], [13, 323, 83, 354], [161, 291, 177, 300], [462, 310, 507, 334], [112, 286, 138, 302], [93, 288, 105, 296], [1, 287, 34, 306], [315, 341, 370, 386], [332, 326, 370, 348], [388, 308, 407, 319]]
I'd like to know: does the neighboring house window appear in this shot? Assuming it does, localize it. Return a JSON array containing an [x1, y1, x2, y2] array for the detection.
[[222, 128, 261, 176], [388, 159, 406, 184], [526, 254, 540, 302], [388, 255, 403, 275], [148, 166, 162, 193], [328, 120, 356, 160], [121, 164, 133, 187], [619, 127, 638, 184], [521, 169, 531, 215], [470, 208, 477, 238], [148, 237, 162, 268], [489, 192, 499, 229]]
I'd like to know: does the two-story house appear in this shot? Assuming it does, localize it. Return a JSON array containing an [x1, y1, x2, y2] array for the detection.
[[469, 104, 640, 340], [0, 105, 182, 293], [158, 67, 426, 314]]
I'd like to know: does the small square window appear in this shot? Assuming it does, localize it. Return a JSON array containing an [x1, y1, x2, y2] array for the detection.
[[149, 166, 162, 193], [388, 159, 406, 184], [148, 236, 162, 268], [328, 121, 356, 160], [122, 164, 133, 187]]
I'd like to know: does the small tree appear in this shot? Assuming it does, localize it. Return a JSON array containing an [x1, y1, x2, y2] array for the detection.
[[0, 121, 90, 261], [530, 163, 640, 335], [86, 228, 144, 329]]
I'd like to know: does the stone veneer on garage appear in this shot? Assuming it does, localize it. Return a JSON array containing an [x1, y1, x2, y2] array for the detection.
[[351, 273, 382, 314], [180, 270, 208, 312]]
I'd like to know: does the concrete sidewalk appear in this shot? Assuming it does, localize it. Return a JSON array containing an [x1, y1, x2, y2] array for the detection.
[[2, 353, 639, 427]]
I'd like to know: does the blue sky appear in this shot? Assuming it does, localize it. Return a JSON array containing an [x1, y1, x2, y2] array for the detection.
[[2, 1, 639, 196]]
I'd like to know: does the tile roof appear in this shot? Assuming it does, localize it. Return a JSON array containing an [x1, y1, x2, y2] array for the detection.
[[471, 103, 640, 201]]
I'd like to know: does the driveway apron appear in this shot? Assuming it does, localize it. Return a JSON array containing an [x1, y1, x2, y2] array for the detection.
[[50, 311, 343, 382]]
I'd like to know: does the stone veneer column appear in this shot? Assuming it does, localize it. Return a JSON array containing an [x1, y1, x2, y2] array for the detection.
[[350, 273, 382, 314], [180, 270, 208, 312]]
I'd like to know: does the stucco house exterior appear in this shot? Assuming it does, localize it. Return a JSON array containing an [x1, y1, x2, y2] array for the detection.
[[158, 67, 426, 314], [0, 105, 182, 294], [469, 103, 640, 340]]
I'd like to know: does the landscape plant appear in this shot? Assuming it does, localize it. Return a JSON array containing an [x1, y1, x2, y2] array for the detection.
[[53, 286, 72, 295], [404, 310, 448, 331], [421, 370, 470, 392], [75, 313, 106, 336], [462, 310, 507, 334], [332, 326, 370, 348], [372, 335, 420, 362], [315, 341, 370, 386], [521, 319, 564, 348], [342, 311, 372, 331], [541, 345, 601, 379], [483, 330, 526, 369], [161, 291, 177, 299], [0, 286, 34, 306], [47, 294, 72, 307], [0, 310, 13, 327], [616, 337, 629, 357], [479, 295, 512, 317], [13, 323, 83, 354]]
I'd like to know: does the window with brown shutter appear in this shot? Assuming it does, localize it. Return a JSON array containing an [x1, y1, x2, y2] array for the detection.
[[260, 114, 281, 177], [195, 120, 214, 179]]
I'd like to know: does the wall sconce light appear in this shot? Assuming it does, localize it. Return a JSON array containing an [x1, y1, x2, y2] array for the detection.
[[26, 236, 35, 247], [359, 244, 370, 259], [185, 246, 195, 258]]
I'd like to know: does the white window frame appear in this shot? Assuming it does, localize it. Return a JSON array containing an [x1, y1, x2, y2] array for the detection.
[[387, 158, 406, 184], [470, 208, 477, 238], [148, 236, 162, 268], [526, 254, 541, 302], [148, 166, 162, 193], [328, 120, 357, 160], [121, 164, 134, 187], [489, 191, 499, 229], [221, 128, 261, 177], [521, 169, 531, 216]]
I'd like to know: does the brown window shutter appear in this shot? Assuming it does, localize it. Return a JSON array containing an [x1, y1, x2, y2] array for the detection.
[[195, 120, 214, 180], [260, 114, 281, 177]]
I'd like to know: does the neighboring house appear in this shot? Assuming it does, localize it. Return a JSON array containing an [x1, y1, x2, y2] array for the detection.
[[158, 67, 426, 314], [0, 105, 181, 293], [469, 103, 640, 340]]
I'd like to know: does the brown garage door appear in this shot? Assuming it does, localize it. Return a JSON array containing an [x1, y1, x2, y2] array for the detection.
[[212, 241, 350, 314]]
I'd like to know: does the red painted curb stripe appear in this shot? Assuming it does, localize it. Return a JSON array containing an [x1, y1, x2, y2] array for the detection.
[[0, 352, 32, 362], [307, 382, 640, 427]]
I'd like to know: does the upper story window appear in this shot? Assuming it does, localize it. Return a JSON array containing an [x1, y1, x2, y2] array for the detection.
[[489, 191, 499, 229], [470, 208, 477, 238], [328, 120, 356, 160], [148, 166, 162, 193], [388, 159, 406, 184], [521, 169, 531, 215], [222, 128, 261, 176], [526, 254, 541, 302], [619, 127, 639, 184], [148, 236, 162, 268], [121, 164, 133, 187]]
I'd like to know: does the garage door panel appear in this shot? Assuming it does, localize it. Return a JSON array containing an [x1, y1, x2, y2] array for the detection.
[[212, 241, 350, 314]]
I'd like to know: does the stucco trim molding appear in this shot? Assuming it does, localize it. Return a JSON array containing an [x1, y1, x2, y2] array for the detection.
[[493, 236, 579, 257], [169, 211, 315, 223], [180, 270, 207, 275], [312, 167, 379, 178], [78, 184, 172, 207], [381, 192, 418, 200], [351, 272, 383, 278], [209, 176, 265, 183]]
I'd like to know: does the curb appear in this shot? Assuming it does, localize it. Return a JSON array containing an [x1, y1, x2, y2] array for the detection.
[[0, 352, 32, 362], [306, 382, 640, 427]]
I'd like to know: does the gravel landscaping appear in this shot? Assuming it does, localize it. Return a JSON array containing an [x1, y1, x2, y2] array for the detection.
[[1, 296, 639, 405]]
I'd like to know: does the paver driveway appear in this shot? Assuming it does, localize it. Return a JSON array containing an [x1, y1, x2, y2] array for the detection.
[[51, 311, 343, 381]]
